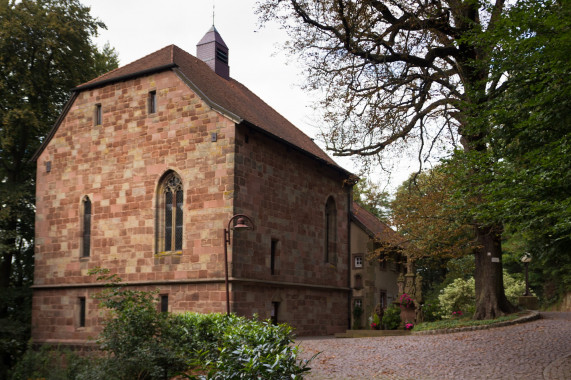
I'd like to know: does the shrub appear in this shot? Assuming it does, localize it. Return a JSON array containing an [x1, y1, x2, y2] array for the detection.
[[438, 271, 534, 319], [352, 304, 363, 329], [381, 304, 401, 330], [194, 315, 313, 379], [89, 269, 187, 380], [420, 298, 442, 322], [9, 344, 91, 380], [438, 277, 476, 319], [85, 268, 313, 379], [370, 313, 381, 330]]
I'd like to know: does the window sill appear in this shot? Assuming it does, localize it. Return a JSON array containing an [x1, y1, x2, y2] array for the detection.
[[155, 251, 182, 257]]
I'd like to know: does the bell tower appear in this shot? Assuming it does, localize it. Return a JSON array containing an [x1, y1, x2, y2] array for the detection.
[[197, 26, 230, 80]]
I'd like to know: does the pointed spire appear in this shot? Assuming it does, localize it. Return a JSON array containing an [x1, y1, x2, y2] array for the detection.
[[197, 25, 229, 79]]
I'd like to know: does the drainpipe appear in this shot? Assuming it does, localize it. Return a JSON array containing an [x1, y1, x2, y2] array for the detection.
[[347, 189, 352, 330]]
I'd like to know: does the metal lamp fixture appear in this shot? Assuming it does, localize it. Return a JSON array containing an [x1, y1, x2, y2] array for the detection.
[[223, 214, 255, 315], [521, 252, 532, 296]]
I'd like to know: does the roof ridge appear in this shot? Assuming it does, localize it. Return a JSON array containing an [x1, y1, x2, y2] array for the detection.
[[78, 45, 178, 87]]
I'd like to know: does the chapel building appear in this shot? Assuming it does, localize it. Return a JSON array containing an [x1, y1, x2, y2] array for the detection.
[[31, 27, 356, 344]]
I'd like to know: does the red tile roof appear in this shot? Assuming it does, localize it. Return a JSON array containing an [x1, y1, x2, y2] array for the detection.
[[351, 201, 402, 243], [74, 45, 347, 173]]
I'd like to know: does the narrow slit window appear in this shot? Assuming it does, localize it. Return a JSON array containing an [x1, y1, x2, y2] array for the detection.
[[82, 197, 91, 257], [95, 104, 102, 125], [79, 297, 86, 327], [270, 239, 279, 275], [148, 90, 157, 114]]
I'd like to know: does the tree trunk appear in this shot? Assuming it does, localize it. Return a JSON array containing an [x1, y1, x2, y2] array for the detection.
[[473, 225, 516, 319]]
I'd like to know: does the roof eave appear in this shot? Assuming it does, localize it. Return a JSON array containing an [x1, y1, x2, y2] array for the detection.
[[239, 119, 354, 178], [72, 63, 178, 92]]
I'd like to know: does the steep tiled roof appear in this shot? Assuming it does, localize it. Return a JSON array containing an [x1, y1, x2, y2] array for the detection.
[[351, 201, 402, 243], [74, 45, 346, 172]]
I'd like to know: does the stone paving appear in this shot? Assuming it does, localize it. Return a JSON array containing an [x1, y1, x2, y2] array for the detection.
[[296, 312, 571, 379]]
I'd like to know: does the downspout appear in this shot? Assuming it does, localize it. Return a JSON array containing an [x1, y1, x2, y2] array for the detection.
[[347, 188, 352, 330]]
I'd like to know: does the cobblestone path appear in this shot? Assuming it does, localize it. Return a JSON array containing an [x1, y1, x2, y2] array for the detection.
[[296, 312, 571, 380]]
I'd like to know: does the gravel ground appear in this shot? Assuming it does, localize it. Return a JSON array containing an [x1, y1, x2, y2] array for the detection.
[[295, 312, 571, 380]]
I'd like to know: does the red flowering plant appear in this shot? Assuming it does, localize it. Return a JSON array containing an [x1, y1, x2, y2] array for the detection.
[[399, 293, 415, 308], [404, 322, 414, 330], [452, 310, 463, 318], [370, 313, 381, 330]]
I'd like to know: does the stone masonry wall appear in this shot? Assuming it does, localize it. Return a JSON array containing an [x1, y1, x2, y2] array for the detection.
[[33, 70, 236, 342], [230, 126, 351, 334]]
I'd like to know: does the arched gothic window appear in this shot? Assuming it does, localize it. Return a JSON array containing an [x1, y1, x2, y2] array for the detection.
[[81, 196, 91, 257], [325, 196, 337, 264], [157, 172, 183, 253]]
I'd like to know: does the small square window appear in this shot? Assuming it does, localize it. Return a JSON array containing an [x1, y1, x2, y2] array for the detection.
[[148, 91, 157, 114], [94, 104, 102, 125], [354, 299, 362, 308], [354, 256, 363, 268]]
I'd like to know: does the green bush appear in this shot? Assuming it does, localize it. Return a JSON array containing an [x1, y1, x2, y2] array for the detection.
[[352, 305, 363, 329], [438, 277, 476, 319], [438, 271, 534, 319], [420, 298, 442, 322], [89, 269, 187, 379], [194, 315, 313, 379], [381, 304, 401, 330], [9, 344, 91, 380], [87, 268, 312, 379]]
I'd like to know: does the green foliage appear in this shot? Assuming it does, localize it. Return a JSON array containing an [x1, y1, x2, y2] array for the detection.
[[352, 304, 363, 329], [381, 305, 401, 330], [352, 176, 391, 222], [438, 278, 476, 319], [451, 0, 571, 304], [197, 315, 312, 380], [88, 268, 188, 379], [84, 269, 313, 380], [438, 272, 533, 319], [420, 298, 442, 323], [8, 344, 91, 380], [391, 168, 477, 261]]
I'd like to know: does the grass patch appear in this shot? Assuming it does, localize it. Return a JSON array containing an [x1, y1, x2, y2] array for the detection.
[[414, 312, 526, 332]]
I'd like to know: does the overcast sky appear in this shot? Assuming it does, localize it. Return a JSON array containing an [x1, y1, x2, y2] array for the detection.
[[82, 0, 418, 191]]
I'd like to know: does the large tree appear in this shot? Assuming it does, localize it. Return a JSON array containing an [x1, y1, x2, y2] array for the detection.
[[461, 0, 571, 304], [0, 0, 118, 373], [257, 0, 566, 318]]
